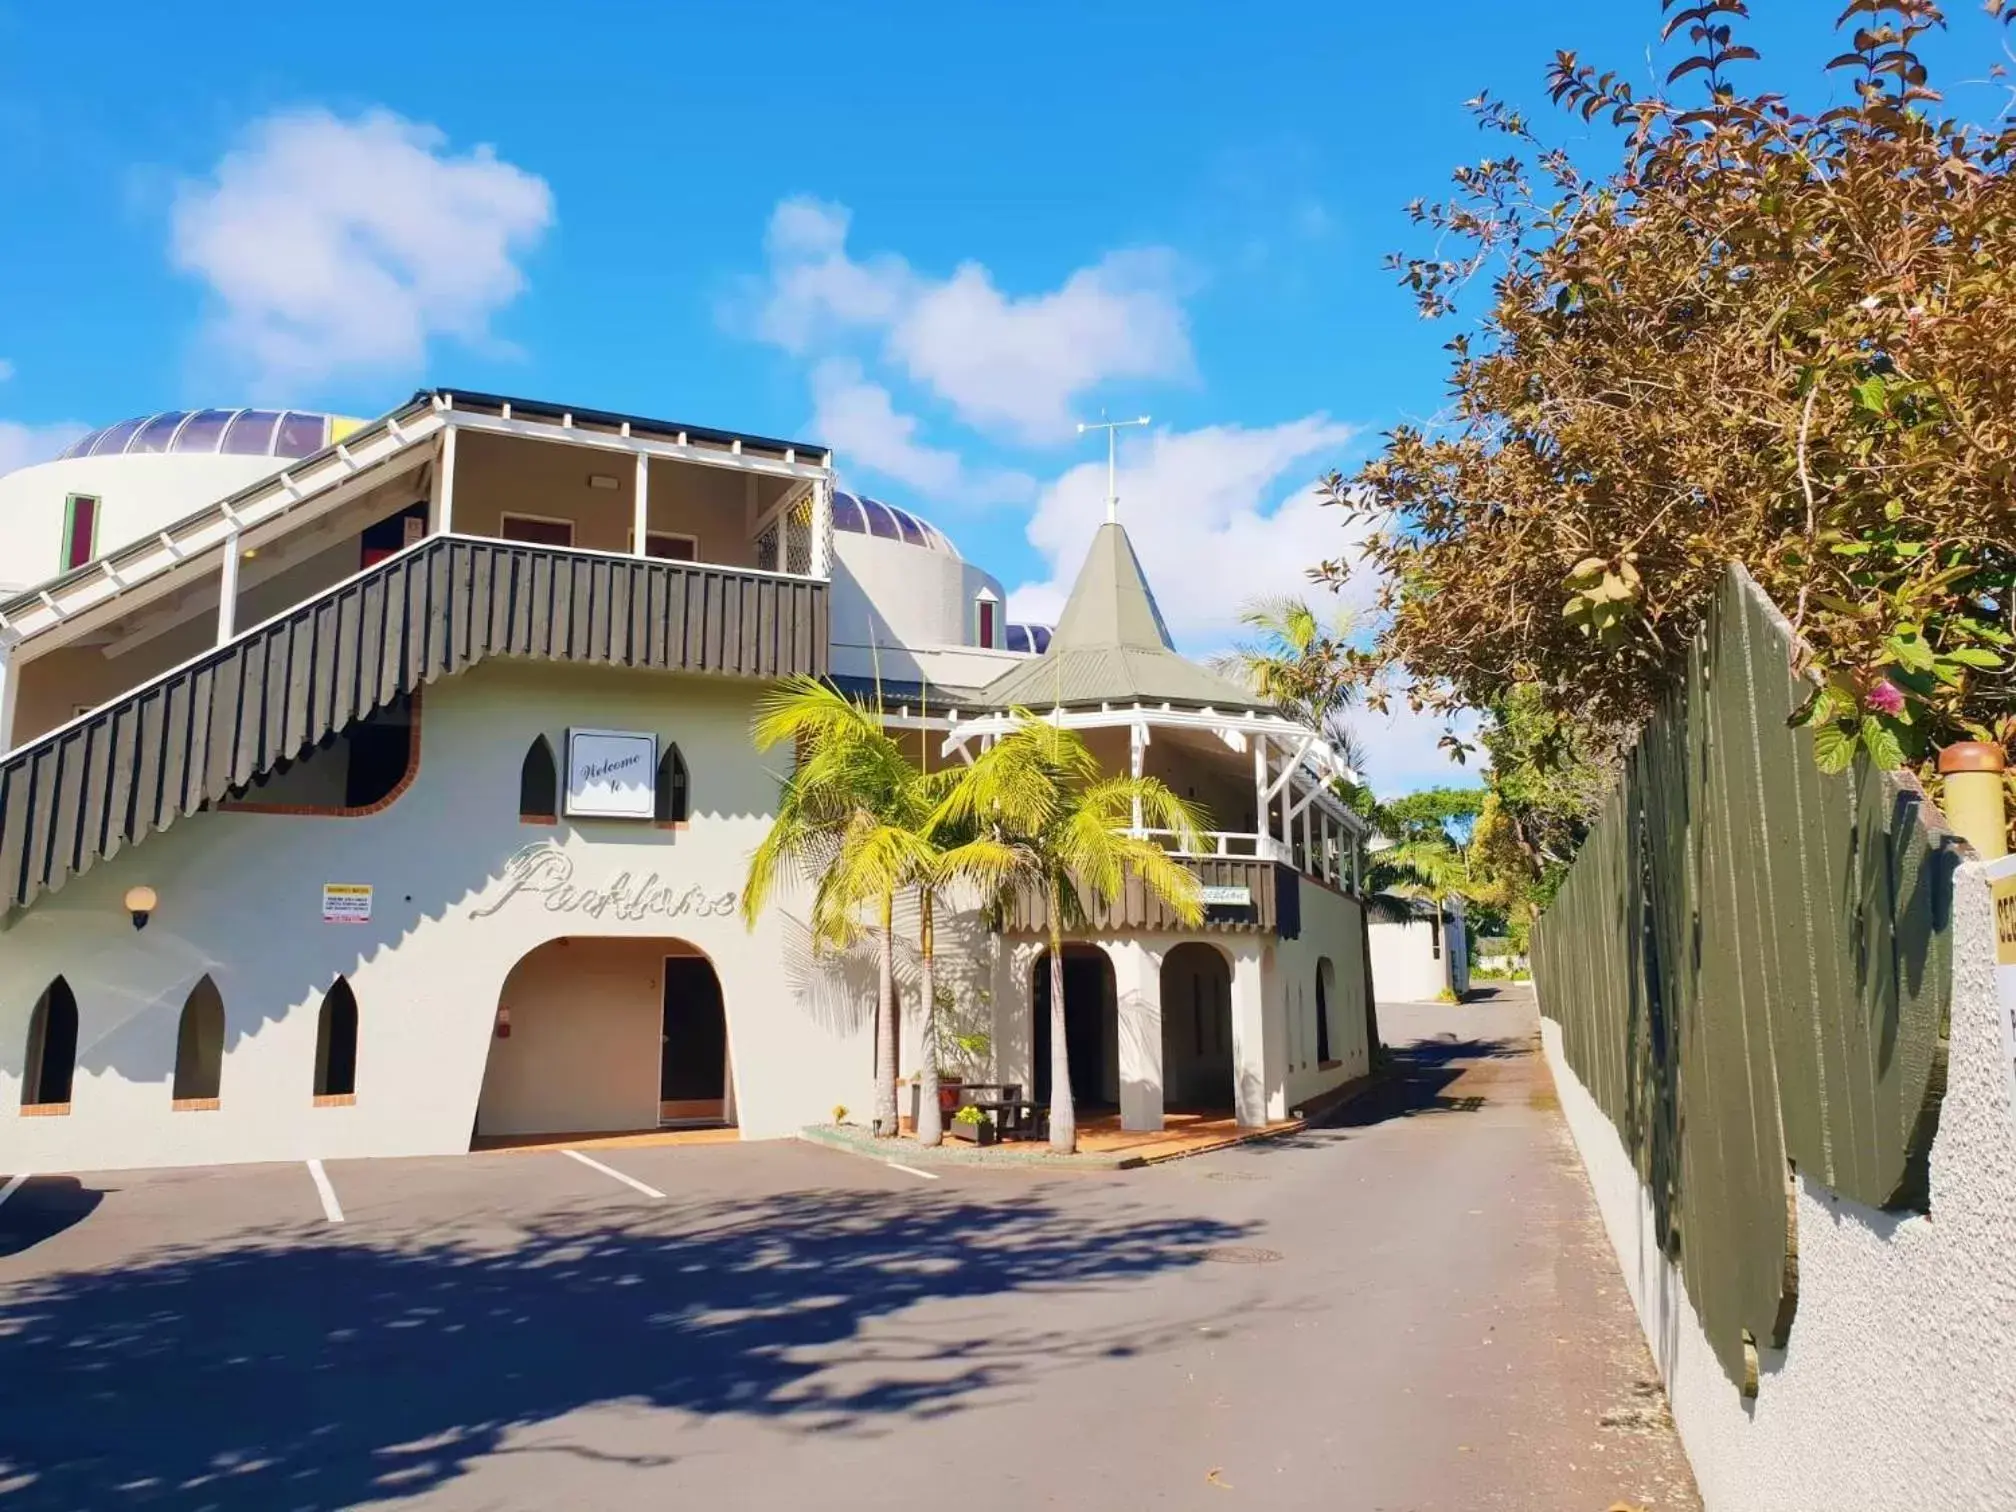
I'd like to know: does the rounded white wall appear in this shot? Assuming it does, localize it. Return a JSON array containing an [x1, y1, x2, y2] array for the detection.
[[829, 529, 1006, 653], [0, 454, 290, 592]]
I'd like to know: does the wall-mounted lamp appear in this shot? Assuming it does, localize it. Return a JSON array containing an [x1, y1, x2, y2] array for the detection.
[[124, 884, 159, 931], [494, 1004, 512, 1039], [587, 474, 620, 491]]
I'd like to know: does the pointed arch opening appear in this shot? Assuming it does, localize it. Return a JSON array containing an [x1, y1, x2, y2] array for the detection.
[[22, 977, 79, 1112], [173, 975, 226, 1107], [1315, 956, 1336, 1066], [655, 743, 690, 825], [314, 978, 359, 1104], [519, 735, 558, 823]]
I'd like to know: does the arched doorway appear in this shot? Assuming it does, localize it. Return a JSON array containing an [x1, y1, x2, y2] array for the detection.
[[476, 937, 733, 1141], [1032, 945, 1117, 1110], [1160, 943, 1233, 1112]]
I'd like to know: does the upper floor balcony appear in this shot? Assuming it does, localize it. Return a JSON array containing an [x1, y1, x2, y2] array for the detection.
[[0, 390, 833, 755]]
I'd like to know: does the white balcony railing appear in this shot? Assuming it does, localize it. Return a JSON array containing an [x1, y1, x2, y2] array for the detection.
[[1135, 828, 1291, 862]]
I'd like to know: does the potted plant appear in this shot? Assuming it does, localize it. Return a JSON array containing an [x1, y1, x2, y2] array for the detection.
[[949, 1104, 996, 1147], [939, 1027, 991, 1113]]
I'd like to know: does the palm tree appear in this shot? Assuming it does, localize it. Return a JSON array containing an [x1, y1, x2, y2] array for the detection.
[[905, 769, 970, 1148], [936, 715, 1207, 1153], [1209, 594, 1364, 767], [744, 676, 938, 1138]]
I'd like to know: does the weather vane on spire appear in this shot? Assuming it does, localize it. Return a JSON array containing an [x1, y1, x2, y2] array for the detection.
[[1077, 412, 1151, 524]]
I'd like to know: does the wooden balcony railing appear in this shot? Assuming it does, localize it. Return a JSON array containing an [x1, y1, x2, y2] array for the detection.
[[993, 855, 1299, 939], [0, 534, 827, 913]]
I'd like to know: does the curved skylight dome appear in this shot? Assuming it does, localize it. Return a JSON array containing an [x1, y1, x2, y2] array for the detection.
[[1003, 623, 1053, 655], [831, 490, 961, 558], [57, 409, 356, 462]]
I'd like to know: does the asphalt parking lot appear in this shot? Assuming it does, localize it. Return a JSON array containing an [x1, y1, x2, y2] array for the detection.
[[0, 993, 1699, 1512]]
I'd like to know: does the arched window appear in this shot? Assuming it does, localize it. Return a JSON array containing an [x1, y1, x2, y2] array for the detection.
[[22, 977, 78, 1110], [314, 978, 359, 1102], [1314, 959, 1333, 1065], [518, 735, 558, 822], [974, 588, 999, 649], [656, 743, 689, 824], [173, 975, 226, 1105]]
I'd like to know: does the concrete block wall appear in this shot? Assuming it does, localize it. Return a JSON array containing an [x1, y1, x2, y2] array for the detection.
[[1540, 859, 2016, 1512]]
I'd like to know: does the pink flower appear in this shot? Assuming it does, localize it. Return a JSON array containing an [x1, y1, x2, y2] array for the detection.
[[1866, 680, 1906, 717]]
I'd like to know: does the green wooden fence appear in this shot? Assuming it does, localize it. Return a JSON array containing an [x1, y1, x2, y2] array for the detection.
[[1532, 564, 1958, 1392]]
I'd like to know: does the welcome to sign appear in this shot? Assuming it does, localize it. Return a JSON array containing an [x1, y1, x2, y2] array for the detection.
[[565, 728, 656, 819]]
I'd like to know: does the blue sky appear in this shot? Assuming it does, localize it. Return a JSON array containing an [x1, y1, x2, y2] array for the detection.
[[2, 2, 2010, 793]]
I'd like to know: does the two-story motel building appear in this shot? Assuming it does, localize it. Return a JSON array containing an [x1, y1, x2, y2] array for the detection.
[[0, 391, 1376, 1171]]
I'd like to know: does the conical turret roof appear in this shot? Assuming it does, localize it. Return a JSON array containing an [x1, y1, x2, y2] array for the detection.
[[979, 522, 1269, 711]]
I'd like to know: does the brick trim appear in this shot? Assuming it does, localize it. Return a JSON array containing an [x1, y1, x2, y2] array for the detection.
[[171, 1097, 221, 1112], [312, 1093, 357, 1108], [220, 694, 424, 819], [20, 1101, 71, 1117]]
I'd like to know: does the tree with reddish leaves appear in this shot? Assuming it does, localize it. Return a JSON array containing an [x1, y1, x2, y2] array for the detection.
[[1328, 1, 2016, 836]]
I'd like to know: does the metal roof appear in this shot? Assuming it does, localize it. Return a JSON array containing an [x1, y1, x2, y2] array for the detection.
[[830, 490, 960, 558], [57, 409, 360, 461], [978, 523, 1270, 712], [414, 389, 825, 464]]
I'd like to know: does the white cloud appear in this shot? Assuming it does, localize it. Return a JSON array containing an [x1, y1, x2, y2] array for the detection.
[[811, 359, 1035, 506], [749, 197, 1192, 445], [1003, 417, 1478, 796], [0, 420, 88, 479], [171, 108, 554, 387], [755, 199, 914, 351], [1005, 416, 1369, 643], [1359, 698, 1485, 799], [889, 250, 1191, 442]]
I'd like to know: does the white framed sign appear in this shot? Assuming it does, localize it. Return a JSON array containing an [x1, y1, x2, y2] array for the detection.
[[1199, 884, 1253, 907], [565, 728, 658, 819]]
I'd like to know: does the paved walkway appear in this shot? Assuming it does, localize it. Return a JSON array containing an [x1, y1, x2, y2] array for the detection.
[[0, 987, 1697, 1510]]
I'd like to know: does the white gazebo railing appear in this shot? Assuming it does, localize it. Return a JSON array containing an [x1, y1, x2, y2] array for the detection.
[[1134, 828, 1291, 863]]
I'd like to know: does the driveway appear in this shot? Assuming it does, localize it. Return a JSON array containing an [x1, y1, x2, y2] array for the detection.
[[0, 986, 1697, 1511]]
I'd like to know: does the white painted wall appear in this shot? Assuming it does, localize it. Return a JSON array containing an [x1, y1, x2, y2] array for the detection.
[[1279, 878, 1374, 1113], [1369, 910, 1463, 1002], [827, 526, 1009, 678], [1540, 859, 2016, 1512], [0, 661, 879, 1172], [987, 878, 1373, 1132], [0, 454, 290, 592]]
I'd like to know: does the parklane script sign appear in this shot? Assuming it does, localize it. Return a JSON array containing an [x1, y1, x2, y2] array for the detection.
[[471, 842, 739, 923]]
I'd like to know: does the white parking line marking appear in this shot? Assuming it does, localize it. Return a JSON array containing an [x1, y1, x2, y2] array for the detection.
[[887, 1161, 941, 1181], [306, 1159, 344, 1223], [562, 1148, 665, 1199], [0, 1173, 31, 1210]]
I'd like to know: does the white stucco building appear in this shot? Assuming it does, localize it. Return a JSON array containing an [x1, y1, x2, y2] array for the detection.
[[0, 387, 1378, 1172], [1366, 895, 1468, 1002]]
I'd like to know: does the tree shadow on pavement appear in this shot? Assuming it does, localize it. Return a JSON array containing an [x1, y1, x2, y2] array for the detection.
[[0, 1187, 1250, 1510], [0, 1178, 100, 1259], [1327, 1035, 1528, 1129]]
